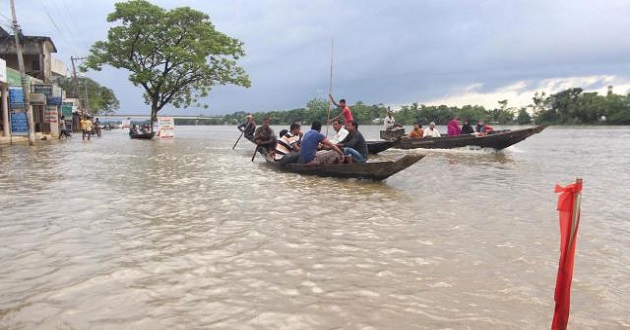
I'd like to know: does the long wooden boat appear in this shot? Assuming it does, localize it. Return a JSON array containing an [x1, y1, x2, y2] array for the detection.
[[263, 154, 424, 180], [394, 125, 547, 150], [366, 140, 395, 154], [129, 131, 156, 139]]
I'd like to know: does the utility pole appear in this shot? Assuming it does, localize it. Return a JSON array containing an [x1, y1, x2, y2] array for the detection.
[[10, 0, 35, 145], [70, 56, 87, 114]]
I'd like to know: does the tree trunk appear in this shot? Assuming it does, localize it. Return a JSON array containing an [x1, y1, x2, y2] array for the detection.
[[150, 105, 158, 133]]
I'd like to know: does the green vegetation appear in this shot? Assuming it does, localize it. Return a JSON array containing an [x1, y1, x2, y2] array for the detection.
[[83, 0, 250, 129], [54, 77, 120, 116], [191, 86, 628, 126]]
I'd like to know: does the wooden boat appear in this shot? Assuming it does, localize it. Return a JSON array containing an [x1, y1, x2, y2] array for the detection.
[[366, 140, 395, 154], [129, 131, 156, 139], [393, 125, 548, 150], [262, 154, 425, 180]]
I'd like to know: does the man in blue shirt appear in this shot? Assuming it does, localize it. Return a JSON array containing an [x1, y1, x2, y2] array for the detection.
[[298, 121, 344, 164]]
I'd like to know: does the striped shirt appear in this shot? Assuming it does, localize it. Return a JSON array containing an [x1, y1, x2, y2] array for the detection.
[[274, 132, 300, 161]]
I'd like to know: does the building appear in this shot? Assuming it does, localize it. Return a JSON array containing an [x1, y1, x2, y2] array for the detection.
[[0, 27, 67, 139]]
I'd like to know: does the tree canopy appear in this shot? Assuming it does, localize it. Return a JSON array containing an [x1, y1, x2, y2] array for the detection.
[[83, 0, 250, 128], [54, 76, 120, 116]]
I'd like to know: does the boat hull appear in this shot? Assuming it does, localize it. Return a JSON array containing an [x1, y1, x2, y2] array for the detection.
[[264, 154, 424, 180], [130, 132, 156, 139], [394, 125, 547, 150], [366, 140, 394, 154]]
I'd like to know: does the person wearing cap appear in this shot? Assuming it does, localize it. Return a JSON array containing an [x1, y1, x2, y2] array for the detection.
[[384, 108, 397, 130], [328, 94, 353, 124], [237, 114, 256, 142], [423, 122, 441, 138]]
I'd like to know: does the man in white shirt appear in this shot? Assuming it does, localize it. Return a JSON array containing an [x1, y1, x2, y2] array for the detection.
[[384, 108, 397, 130], [329, 120, 348, 144], [423, 122, 441, 137]]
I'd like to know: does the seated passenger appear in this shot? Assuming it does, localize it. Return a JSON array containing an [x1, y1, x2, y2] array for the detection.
[[475, 120, 486, 133], [329, 120, 348, 144], [254, 117, 277, 155], [447, 117, 461, 136], [405, 123, 424, 139], [423, 122, 441, 138], [461, 119, 475, 134], [338, 120, 368, 163], [298, 121, 344, 165], [274, 123, 302, 164]]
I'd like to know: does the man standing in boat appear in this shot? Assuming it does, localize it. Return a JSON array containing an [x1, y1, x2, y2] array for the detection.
[[237, 114, 256, 142], [298, 121, 344, 165], [328, 94, 353, 124], [338, 120, 368, 163], [254, 117, 276, 155]]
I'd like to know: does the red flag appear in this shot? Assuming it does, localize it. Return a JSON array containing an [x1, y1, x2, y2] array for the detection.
[[551, 178, 583, 330]]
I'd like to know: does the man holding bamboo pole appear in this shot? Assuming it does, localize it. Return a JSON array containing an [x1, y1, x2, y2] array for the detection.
[[328, 94, 353, 124]]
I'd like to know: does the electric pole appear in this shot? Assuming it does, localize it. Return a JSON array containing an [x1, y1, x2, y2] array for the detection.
[[10, 0, 35, 145], [70, 56, 88, 114]]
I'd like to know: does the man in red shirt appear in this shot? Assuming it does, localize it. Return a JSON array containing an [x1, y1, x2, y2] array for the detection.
[[328, 94, 353, 124]]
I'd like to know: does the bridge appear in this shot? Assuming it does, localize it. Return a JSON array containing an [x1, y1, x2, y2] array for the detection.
[[97, 114, 224, 120]]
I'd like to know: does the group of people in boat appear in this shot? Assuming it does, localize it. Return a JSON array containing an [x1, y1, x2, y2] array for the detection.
[[397, 117, 495, 140], [237, 94, 368, 165], [448, 117, 495, 136]]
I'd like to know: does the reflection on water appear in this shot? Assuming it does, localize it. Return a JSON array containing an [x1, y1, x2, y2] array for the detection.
[[1, 126, 629, 329]]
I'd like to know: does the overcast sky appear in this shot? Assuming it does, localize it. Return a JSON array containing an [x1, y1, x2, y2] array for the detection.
[[3, 0, 630, 115]]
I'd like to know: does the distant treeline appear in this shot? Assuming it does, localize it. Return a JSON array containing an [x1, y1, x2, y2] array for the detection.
[[174, 86, 630, 126]]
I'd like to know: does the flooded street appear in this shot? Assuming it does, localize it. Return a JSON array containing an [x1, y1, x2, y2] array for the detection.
[[1, 125, 628, 329]]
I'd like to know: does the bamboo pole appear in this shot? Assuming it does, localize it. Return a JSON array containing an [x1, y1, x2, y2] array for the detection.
[[325, 39, 334, 136]]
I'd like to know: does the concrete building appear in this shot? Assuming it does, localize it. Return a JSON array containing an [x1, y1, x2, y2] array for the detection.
[[1, 27, 67, 140]]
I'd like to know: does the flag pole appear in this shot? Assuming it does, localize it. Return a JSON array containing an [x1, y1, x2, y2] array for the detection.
[[551, 177, 583, 330], [325, 39, 334, 136]]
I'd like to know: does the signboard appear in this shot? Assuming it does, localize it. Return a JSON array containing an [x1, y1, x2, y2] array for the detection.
[[33, 84, 52, 96], [30, 93, 47, 105], [46, 107, 58, 123], [6, 68, 22, 86], [10, 111, 28, 135], [0, 58, 6, 83], [47, 97, 62, 105], [61, 102, 73, 117], [157, 117, 175, 138], [9, 87, 24, 109]]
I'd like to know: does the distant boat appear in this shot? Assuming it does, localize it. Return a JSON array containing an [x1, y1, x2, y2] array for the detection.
[[390, 125, 548, 150], [129, 131, 156, 139]]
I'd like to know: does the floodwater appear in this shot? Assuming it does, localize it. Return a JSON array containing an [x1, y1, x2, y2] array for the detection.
[[0, 125, 628, 329]]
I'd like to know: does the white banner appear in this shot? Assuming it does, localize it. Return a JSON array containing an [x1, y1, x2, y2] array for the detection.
[[157, 117, 175, 138], [0, 59, 7, 83]]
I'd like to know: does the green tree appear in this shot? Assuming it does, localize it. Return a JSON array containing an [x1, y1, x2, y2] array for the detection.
[[516, 108, 532, 124], [83, 0, 250, 130], [54, 76, 120, 115]]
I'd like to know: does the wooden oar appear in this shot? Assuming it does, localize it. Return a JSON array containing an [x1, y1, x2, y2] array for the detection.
[[251, 144, 260, 162], [233, 122, 252, 149], [233, 131, 245, 149]]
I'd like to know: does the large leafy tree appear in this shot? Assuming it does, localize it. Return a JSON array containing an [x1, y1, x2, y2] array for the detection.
[[54, 77, 120, 115], [83, 0, 250, 129]]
